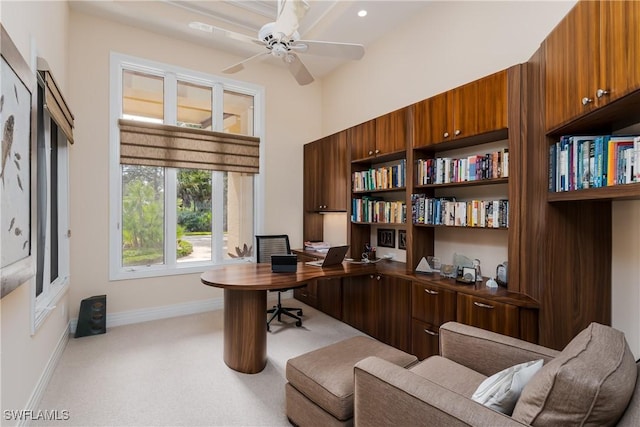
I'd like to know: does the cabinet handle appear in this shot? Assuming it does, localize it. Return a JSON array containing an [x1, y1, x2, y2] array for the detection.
[[424, 289, 439, 295], [376, 275, 382, 281], [473, 301, 494, 309], [596, 88, 610, 98], [581, 97, 593, 106], [443, 132, 449, 138], [454, 129, 461, 136], [368, 150, 374, 155], [423, 329, 439, 336], [374, 149, 380, 154]]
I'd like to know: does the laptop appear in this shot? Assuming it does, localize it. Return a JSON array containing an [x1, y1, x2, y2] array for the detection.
[[305, 245, 349, 268]]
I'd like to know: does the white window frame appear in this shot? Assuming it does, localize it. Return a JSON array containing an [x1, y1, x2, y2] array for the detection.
[[32, 82, 71, 334], [109, 52, 265, 281]]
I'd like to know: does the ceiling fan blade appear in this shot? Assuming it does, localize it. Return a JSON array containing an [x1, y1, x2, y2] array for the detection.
[[293, 40, 365, 60], [273, 0, 310, 39], [222, 52, 269, 74], [287, 53, 314, 86], [213, 26, 263, 47]]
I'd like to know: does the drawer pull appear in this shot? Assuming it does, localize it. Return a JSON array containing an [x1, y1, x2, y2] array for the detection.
[[424, 289, 439, 295], [473, 301, 494, 309], [423, 329, 439, 336]]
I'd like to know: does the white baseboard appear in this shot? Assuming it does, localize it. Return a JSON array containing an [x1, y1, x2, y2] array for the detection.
[[19, 324, 70, 427], [69, 290, 292, 333]]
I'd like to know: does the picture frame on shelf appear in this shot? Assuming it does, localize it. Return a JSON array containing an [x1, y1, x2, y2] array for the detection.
[[377, 228, 395, 248], [398, 230, 406, 250], [1, 24, 36, 299]]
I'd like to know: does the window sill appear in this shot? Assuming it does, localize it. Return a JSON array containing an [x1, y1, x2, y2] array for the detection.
[[109, 258, 255, 281], [33, 277, 70, 335]]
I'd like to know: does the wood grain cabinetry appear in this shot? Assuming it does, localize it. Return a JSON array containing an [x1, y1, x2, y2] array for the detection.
[[293, 280, 318, 308], [413, 70, 507, 147], [378, 276, 412, 353], [545, 0, 640, 130], [304, 132, 347, 212], [456, 293, 520, 339], [316, 277, 342, 320], [411, 282, 456, 359], [350, 108, 408, 162], [342, 275, 380, 338]]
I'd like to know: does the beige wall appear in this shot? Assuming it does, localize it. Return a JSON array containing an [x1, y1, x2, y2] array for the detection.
[[66, 10, 321, 314], [0, 0, 71, 420]]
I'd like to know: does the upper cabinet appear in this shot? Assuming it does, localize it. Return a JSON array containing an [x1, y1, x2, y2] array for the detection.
[[350, 108, 408, 162], [545, 0, 640, 131], [414, 69, 508, 147], [303, 132, 347, 212]]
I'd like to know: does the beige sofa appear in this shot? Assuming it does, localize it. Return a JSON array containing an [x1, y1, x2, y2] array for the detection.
[[354, 322, 639, 426]]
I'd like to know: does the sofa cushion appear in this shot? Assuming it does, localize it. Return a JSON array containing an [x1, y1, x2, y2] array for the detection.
[[512, 322, 637, 426], [410, 355, 486, 397], [286, 336, 417, 421], [472, 359, 543, 415]]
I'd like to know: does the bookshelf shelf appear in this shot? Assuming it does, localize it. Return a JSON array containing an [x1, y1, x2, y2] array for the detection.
[[352, 221, 406, 226], [548, 182, 640, 202], [353, 187, 406, 195], [413, 223, 508, 231], [415, 177, 508, 190]]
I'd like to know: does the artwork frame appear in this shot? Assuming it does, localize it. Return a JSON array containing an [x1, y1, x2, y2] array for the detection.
[[1, 24, 36, 298], [377, 228, 395, 248], [398, 229, 407, 250]]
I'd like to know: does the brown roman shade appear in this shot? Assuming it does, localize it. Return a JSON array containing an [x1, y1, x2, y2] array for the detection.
[[118, 119, 261, 174], [37, 57, 75, 143]]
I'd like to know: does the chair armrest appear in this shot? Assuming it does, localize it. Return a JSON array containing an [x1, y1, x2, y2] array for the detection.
[[439, 322, 560, 376], [354, 356, 528, 427]]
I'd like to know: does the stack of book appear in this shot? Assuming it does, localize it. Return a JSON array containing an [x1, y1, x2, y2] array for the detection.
[[352, 196, 406, 224], [416, 149, 508, 185], [549, 135, 640, 192], [352, 160, 406, 191], [411, 194, 508, 228]]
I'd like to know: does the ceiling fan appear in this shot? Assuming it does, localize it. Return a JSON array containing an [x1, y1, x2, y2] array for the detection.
[[220, 0, 365, 85]]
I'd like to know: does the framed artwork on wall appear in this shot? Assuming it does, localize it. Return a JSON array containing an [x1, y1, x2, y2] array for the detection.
[[377, 228, 395, 248], [1, 24, 36, 298], [398, 230, 406, 250]]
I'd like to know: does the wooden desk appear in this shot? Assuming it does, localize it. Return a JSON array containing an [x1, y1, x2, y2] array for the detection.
[[200, 262, 376, 374]]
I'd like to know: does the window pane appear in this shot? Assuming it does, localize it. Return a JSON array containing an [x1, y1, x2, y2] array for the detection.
[[223, 91, 254, 136], [122, 165, 165, 267], [177, 81, 212, 130], [122, 70, 164, 122], [50, 121, 59, 283], [177, 169, 212, 263], [223, 172, 254, 260]]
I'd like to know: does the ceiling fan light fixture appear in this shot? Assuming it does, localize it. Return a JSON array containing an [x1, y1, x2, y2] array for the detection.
[[357, 10, 368, 18]]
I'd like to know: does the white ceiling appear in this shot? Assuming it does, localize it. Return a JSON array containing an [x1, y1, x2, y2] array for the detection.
[[69, 0, 432, 80]]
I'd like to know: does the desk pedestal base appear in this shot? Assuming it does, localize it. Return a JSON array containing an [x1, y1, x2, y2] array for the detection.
[[223, 289, 267, 374]]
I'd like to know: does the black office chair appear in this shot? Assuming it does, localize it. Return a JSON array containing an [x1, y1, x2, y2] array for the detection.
[[255, 235, 304, 331]]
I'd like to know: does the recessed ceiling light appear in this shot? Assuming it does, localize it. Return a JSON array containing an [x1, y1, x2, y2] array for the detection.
[[357, 10, 368, 18], [189, 21, 213, 33]]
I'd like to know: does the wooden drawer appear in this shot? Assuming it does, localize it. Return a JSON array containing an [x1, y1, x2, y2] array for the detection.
[[456, 293, 520, 338], [412, 319, 440, 360], [316, 277, 342, 320], [412, 281, 456, 326], [294, 280, 317, 308]]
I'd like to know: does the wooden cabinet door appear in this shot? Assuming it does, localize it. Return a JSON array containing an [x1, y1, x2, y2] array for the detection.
[[544, 0, 599, 130], [475, 69, 508, 135], [412, 319, 440, 360], [456, 293, 520, 339], [349, 120, 376, 161], [379, 276, 411, 353], [452, 79, 479, 140], [342, 275, 380, 338], [411, 282, 456, 326], [375, 107, 408, 156], [598, 0, 640, 106], [303, 141, 321, 212], [294, 280, 318, 309], [316, 277, 342, 320], [320, 132, 347, 211], [413, 91, 452, 147]]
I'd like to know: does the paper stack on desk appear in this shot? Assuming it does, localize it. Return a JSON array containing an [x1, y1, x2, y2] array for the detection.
[[304, 241, 331, 252]]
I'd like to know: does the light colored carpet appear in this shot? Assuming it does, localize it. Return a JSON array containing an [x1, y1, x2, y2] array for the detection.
[[33, 300, 364, 427]]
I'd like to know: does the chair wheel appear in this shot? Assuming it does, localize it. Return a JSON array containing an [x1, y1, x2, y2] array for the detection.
[[296, 320, 302, 327]]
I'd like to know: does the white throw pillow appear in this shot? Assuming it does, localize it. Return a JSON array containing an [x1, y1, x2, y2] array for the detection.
[[471, 359, 543, 415]]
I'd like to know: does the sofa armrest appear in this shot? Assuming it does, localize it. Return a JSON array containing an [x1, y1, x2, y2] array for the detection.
[[354, 356, 527, 427], [439, 322, 560, 376]]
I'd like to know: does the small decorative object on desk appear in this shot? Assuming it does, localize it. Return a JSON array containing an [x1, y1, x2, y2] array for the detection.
[[456, 267, 476, 284], [441, 264, 456, 278], [486, 277, 498, 288], [496, 262, 508, 287], [416, 257, 434, 274], [473, 259, 482, 282], [427, 256, 441, 272]]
